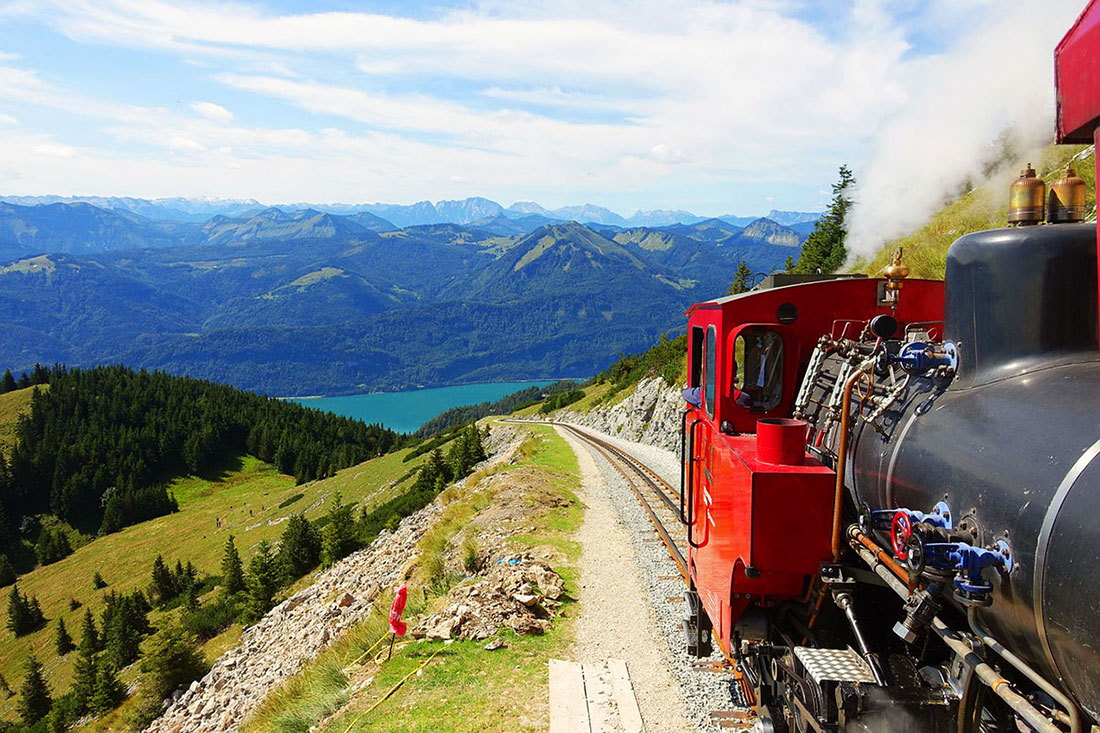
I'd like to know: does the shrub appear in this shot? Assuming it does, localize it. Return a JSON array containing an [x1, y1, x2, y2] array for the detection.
[[461, 537, 479, 574], [180, 592, 241, 641], [278, 492, 304, 509], [131, 625, 209, 729]]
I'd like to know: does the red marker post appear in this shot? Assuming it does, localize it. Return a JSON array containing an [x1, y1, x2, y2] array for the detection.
[[387, 584, 408, 660]]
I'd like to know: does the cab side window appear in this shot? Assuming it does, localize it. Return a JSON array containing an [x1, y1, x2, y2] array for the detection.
[[689, 326, 704, 388], [731, 327, 784, 411], [705, 326, 717, 418]]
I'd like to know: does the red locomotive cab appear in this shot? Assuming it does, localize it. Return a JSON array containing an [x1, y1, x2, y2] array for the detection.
[[681, 274, 944, 657]]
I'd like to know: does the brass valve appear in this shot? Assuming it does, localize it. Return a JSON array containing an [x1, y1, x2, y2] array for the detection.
[[883, 248, 909, 292]]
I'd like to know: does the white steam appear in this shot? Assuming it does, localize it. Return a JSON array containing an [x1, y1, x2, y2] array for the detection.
[[845, 1, 1086, 262]]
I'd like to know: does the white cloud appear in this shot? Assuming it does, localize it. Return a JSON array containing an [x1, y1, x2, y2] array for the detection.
[[190, 101, 232, 123], [1, 0, 1080, 213], [168, 135, 205, 153], [0, 113, 16, 124], [845, 0, 1085, 260], [0, 52, 20, 61], [32, 142, 76, 158], [647, 143, 687, 164]]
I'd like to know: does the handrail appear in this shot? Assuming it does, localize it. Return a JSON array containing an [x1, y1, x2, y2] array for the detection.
[[686, 418, 702, 548], [680, 410, 690, 523]]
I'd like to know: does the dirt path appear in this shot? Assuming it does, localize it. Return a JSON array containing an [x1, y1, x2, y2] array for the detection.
[[557, 427, 693, 732]]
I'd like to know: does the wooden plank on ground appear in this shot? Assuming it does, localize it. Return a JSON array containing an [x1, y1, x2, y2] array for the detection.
[[583, 662, 617, 733], [549, 659, 590, 733], [607, 659, 645, 733]]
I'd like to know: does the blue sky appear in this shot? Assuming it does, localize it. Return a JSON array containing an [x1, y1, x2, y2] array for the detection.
[[0, 0, 1084, 217]]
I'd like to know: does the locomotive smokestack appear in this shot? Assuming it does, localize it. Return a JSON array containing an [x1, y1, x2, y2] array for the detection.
[[1007, 163, 1045, 226]]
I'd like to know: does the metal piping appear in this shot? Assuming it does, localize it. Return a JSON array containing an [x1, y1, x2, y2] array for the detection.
[[968, 607, 1082, 733], [834, 591, 885, 686], [847, 528, 1061, 733], [831, 364, 871, 560]]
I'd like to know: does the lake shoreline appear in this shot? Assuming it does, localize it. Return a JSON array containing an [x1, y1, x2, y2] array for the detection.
[[276, 377, 580, 401], [281, 379, 571, 433]]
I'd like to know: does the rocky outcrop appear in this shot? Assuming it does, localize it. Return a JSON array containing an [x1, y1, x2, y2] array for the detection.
[[558, 376, 683, 453], [412, 555, 564, 641], [146, 505, 441, 733]]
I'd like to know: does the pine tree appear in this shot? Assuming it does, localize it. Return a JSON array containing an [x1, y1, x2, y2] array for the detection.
[[278, 513, 321, 579], [18, 655, 52, 725], [92, 571, 107, 589], [7, 584, 44, 636], [244, 541, 280, 622], [55, 618, 74, 655], [320, 494, 356, 568], [79, 608, 98, 652], [221, 536, 245, 595], [793, 165, 855, 274], [0, 370, 15, 394], [727, 260, 753, 295], [150, 555, 177, 606], [103, 595, 142, 668], [183, 583, 200, 613], [70, 609, 99, 713], [0, 554, 14, 586], [784, 255, 796, 273], [89, 657, 125, 714]]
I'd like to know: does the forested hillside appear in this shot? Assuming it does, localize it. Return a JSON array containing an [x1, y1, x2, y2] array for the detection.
[[0, 213, 799, 396], [0, 366, 402, 560]]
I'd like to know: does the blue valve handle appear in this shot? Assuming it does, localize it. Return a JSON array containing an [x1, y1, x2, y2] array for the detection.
[[923, 542, 1006, 593], [887, 342, 958, 372]]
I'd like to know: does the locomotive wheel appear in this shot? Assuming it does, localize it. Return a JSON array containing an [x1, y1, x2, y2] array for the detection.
[[957, 671, 1015, 732]]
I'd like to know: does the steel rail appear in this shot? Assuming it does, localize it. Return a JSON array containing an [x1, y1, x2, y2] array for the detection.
[[559, 424, 689, 580]]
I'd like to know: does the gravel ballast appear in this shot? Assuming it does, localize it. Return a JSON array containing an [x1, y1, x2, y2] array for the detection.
[[558, 422, 741, 733]]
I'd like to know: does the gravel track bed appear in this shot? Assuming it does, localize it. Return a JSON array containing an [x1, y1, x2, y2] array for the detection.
[[561, 423, 736, 733]]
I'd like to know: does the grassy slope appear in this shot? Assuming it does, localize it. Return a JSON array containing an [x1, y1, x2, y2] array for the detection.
[[0, 448, 429, 724], [858, 143, 1096, 279], [0, 385, 39, 457], [244, 423, 584, 733]]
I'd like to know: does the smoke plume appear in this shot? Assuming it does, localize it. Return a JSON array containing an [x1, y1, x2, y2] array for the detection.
[[845, 1, 1087, 262]]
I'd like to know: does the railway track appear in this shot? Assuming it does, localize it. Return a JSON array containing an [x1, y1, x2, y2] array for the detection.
[[545, 421, 757, 730], [556, 423, 689, 582]]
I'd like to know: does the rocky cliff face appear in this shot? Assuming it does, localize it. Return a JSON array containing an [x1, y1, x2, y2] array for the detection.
[[558, 377, 684, 453]]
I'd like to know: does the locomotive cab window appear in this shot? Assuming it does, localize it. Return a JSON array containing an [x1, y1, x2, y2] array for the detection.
[[731, 327, 783, 411], [689, 326, 704, 388], [705, 326, 717, 418]]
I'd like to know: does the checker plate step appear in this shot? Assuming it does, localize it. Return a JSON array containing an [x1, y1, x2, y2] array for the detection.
[[793, 646, 877, 685]]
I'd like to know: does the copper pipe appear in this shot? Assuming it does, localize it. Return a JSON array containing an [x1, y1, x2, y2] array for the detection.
[[854, 529, 909, 587], [831, 365, 870, 560]]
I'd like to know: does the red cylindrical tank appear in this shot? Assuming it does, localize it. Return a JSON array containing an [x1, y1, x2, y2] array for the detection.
[[756, 418, 807, 465]]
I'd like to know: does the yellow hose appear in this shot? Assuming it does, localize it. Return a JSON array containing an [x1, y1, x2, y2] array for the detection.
[[342, 646, 445, 732]]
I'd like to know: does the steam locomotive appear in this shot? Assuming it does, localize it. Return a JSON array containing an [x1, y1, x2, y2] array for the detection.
[[678, 4, 1100, 731]]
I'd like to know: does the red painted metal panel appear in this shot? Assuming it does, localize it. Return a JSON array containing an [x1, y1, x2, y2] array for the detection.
[[1056, 0, 1100, 143], [685, 276, 946, 654]]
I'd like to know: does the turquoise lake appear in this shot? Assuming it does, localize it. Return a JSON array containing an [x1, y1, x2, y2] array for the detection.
[[287, 381, 555, 433]]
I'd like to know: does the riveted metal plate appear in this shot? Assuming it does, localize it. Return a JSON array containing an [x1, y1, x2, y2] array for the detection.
[[793, 646, 876, 684]]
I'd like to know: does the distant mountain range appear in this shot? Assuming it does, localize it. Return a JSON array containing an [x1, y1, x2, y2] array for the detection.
[[0, 196, 808, 395], [1, 194, 819, 232]]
